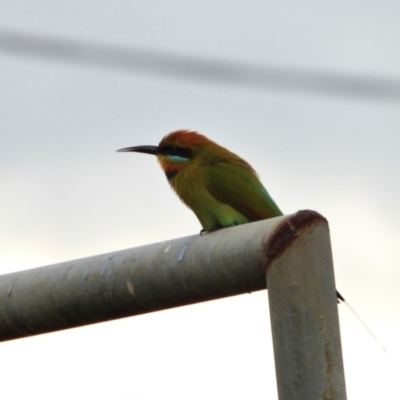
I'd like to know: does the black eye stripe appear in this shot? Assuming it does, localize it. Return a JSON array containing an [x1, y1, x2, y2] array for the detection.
[[160, 145, 192, 159]]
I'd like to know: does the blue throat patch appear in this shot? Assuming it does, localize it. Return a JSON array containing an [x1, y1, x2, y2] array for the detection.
[[166, 155, 189, 162]]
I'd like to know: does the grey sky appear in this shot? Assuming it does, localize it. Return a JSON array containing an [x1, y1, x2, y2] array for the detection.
[[0, 2, 399, 399]]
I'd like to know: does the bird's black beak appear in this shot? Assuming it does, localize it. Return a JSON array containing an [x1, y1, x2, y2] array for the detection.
[[117, 145, 159, 155]]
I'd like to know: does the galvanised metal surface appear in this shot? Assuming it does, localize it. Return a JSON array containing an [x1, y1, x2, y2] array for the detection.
[[266, 212, 347, 400], [0, 210, 347, 399], [0, 215, 285, 341]]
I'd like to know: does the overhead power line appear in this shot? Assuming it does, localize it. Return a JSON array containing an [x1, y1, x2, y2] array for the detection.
[[0, 29, 399, 101]]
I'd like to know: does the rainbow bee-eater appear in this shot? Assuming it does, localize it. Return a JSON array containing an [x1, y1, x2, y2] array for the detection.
[[117, 129, 386, 351], [118, 130, 338, 299], [118, 129, 282, 233]]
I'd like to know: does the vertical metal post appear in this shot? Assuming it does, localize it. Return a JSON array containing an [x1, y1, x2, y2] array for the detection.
[[265, 212, 347, 400]]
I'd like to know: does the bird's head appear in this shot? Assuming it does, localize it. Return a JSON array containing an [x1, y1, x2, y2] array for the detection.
[[117, 130, 215, 179]]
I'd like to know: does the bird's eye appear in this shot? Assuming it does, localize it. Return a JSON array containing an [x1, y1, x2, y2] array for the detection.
[[161, 145, 192, 159]]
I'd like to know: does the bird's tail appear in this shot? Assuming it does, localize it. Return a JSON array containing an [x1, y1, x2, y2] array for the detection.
[[337, 291, 386, 354]]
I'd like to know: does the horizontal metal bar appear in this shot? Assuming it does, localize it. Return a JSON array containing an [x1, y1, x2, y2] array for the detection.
[[0, 214, 287, 341], [0, 210, 347, 398]]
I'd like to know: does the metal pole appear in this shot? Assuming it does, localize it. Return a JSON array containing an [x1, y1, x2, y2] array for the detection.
[[265, 212, 347, 399], [0, 214, 286, 342], [0, 210, 347, 399]]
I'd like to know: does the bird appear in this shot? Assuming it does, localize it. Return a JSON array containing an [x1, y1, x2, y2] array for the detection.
[[117, 129, 282, 233], [117, 129, 386, 352], [118, 129, 343, 295]]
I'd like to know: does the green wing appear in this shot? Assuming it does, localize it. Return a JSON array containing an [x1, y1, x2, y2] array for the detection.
[[204, 157, 283, 221]]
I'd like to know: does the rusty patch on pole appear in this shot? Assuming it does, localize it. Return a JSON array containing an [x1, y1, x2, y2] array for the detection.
[[262, 210, 327, 272]]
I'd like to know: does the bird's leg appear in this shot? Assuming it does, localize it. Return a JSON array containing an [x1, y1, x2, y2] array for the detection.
[[200, 223, 226, 235]]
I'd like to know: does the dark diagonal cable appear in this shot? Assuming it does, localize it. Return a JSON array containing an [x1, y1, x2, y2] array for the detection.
[[1, 29, 400, 101]]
